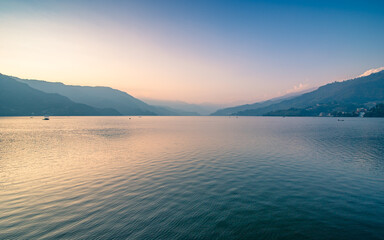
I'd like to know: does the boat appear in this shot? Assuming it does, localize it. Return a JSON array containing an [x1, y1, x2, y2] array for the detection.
[[43, 116, 50, 120]]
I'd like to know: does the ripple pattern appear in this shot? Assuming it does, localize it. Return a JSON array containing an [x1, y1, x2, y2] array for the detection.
[[0, 116, 384, 239]]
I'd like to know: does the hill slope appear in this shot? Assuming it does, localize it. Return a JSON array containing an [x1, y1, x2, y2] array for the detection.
[[0, 74, 121, 116], [17, 78, 158, 115], [233, 70, 384, 116], [211, 89, 315, 116], [16, 77, 196, 116]]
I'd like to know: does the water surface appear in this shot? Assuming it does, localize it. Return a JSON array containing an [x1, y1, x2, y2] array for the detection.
[[0, 116, 383, 239]]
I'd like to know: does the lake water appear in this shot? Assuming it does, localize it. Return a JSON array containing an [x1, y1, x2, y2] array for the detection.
[[0, 116, 383, 239]]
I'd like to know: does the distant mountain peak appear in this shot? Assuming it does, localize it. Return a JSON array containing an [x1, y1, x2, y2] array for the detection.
[[358, 67, 384, 77]]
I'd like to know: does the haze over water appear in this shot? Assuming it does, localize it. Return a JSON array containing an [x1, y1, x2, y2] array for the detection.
[[0, 116, 383, 239]]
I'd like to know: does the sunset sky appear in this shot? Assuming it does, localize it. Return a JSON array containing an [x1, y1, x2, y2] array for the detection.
[[1, 0, 384, 104]]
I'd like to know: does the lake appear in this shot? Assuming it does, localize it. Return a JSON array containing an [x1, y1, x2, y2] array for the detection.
[[0, 116, 383, 239]]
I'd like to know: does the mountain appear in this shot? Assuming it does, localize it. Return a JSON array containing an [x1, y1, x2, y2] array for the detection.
[[235, 70, 384, 116], [211, 98, 284, 116], [144, 104, 199, 116], [365, 103, 384, 117], [15, 77, 187, 116], [142, 98, 222, 116], [211, 88, 315, 116], [0, 74, 120, 116]]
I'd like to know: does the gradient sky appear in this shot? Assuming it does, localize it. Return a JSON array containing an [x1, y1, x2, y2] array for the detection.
[[1, 0, 384, 104]]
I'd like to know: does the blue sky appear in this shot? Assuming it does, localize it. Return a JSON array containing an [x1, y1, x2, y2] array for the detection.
[[1, 0, 383, 104]]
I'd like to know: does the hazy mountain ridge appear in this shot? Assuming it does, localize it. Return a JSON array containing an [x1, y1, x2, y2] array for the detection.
[[142, 98, 223, 116], [234, 70, 384, 116], [0, 74, 120, 116], [14, 77, 198, 116], [16, 78, 156, 115], [147, 104, 200, 116]]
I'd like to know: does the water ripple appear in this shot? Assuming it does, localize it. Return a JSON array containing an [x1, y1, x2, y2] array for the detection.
[[0, 117, 383, 239]]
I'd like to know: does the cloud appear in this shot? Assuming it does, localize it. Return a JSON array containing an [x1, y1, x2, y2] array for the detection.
[[286, 83, 309, 94], [358, 67, 384, 77]]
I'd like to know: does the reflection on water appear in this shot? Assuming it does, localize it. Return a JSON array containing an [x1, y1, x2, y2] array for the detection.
[[0, 116, 383, 239]]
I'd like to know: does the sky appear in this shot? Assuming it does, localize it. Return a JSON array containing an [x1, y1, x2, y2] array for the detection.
[[1, 0, 384, 105]]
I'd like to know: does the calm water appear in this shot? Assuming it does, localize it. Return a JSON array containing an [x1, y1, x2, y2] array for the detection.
[[0, 116, 383, 239]]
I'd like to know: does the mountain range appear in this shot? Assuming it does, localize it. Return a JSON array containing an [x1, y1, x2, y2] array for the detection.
[[0, 74, 120, 116], [212, 70, 384, 117], [0, 73, 200, 116], [211, 88, 315, 116], [142, 98, 223, 116], [1, 69, 384, 117], [17, 77, 202, 116]]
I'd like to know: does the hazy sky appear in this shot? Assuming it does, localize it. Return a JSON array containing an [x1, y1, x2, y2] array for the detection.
[[1, 0, 384, 104]]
